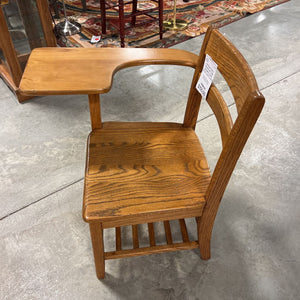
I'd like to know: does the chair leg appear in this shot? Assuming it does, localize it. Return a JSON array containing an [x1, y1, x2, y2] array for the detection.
[[158, 0, 163, 39], [100, 0, 106, 34], [118, 0, 125, 47], [197, 216, 211, 260], [81, 0, 87, 11], [131, 0, 137, 26], [89, 223, 105, 279]]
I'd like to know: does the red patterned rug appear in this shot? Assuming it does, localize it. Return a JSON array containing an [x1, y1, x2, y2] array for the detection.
[[55, 0, 289, 48]]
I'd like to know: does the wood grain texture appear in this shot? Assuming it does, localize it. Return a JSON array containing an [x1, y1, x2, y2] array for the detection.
[[18, 28, 265, 279], [105, 241, 199, 259], [102, 210, 204, 229], [164, 221, 173, 245], [205, 29, 258, 113], [148, 223, 156, 246], [116, 227, 122, 251], [183, 26, 213, 129], [89, 223, 105, 279], [102, 122, 182, 129], [83, 124, 210, 226], [132, 225, 139, 248], [19, 48, 198, 95], [89, 94, 102, 130], [198, 91, 264, 259], [179, 219, 189, 242], [206, 84, 233, 147], [191, 29, 265, 260]]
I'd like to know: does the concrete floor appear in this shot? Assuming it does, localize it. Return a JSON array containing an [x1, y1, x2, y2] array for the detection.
[[1, 1, 299, 299]]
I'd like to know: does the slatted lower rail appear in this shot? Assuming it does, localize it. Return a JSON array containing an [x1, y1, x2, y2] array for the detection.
[[105, 219, 199, 260]]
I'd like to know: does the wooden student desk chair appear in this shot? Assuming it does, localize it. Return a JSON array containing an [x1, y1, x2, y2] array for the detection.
[[20, 28, 264, 279]]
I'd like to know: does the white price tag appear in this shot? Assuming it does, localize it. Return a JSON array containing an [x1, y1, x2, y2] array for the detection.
[[91, 35, 101, 43], [196, 54, 218, 99]]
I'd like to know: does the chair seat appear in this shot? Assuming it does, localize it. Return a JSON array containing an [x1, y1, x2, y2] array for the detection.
[[83, 122, 211, 227]]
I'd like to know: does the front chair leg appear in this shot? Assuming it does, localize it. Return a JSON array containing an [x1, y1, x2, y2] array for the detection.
[[89, 223, 105, 279], [197, 216, 211, 260]]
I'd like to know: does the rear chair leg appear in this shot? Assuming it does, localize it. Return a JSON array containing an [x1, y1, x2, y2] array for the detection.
[[89, 223, 105, 279]]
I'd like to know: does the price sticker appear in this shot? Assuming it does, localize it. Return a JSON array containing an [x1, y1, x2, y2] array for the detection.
[[91, 35, 101, 44], [196, 54, 218, 99]]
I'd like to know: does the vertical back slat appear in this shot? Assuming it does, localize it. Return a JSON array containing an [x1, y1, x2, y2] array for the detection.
[[148, 223, 156, 246], [179, 219, 189, 242], [132, 225, 139, 249], [116, 227, 122, 251], [206, 84, 233, 147], [89, 94, 102, 130], [164, 221, 173, 245], [205, 30, 258, 113]]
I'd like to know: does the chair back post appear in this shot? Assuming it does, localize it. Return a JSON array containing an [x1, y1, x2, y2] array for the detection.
[[198, 91, 265, 259], [183, 26, 214, 129], [88, 94, 102, 130]]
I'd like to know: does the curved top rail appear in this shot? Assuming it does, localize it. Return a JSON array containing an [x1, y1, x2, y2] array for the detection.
[[20, 48, 199, 96]]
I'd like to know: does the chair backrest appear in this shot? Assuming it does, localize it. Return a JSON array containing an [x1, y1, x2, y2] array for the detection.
[[185, 27, 265, 237]]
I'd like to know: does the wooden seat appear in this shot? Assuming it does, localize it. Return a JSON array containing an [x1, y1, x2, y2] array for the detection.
[[20, 27, 265, 280], [84, 123, 210, 226]]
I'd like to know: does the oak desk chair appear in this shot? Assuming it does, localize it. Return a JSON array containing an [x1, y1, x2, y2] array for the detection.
[[20, 28, 264, 279]]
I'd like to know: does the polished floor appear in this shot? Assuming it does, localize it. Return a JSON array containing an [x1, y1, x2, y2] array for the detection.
[[1, 1, 299, 299]]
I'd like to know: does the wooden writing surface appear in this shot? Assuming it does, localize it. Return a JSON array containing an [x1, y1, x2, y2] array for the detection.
[[20, 48, 198, 96]]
